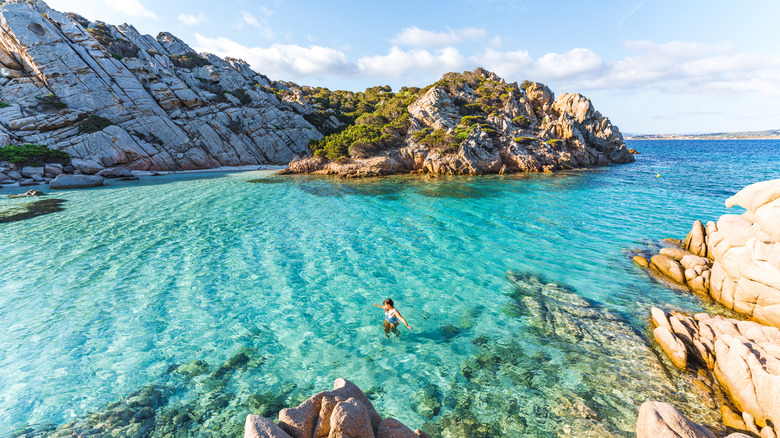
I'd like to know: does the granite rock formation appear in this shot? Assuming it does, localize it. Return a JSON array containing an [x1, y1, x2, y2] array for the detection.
[[637, 179, 780, 329], [244, 378, 428, 438], [649, 308, 780, 438], [0, 0, 319, 175], [284, 70, 634, 177]]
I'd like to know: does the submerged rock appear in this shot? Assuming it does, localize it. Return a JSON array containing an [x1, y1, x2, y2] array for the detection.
[[0, 198, 64, 223], [423, 272, 722, 437]]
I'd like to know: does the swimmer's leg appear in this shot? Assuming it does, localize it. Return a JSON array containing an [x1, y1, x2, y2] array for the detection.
[[383, 321, 392, 338], [392, 323, 400, 337]]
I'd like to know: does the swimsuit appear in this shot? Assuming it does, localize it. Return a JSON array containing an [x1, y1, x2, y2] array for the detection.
[[385, 309, 399, 325], [384, 308, 400, 336]]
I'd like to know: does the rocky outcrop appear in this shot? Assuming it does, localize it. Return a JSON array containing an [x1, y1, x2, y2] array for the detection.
[[649, 308, 780, 438], [0, 0, 319, 174], [637, 179, 780, 329], [636, 401, 716, 438], [284, 70, 633, 178], [244, 378, 428, 438]]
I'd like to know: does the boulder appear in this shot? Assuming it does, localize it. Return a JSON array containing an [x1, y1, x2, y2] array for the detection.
[[726, 178, 780, 213], [660, 247, 690, 261], [49, 174, 104, 189], [20, 166, 44, 178], [651, 307, 671, 331], [71, 158, 104, 175], [685, 220, 708, 257], [244, 415, 293, 438], [650, 254, 686, 284], [97, 166, 134, 178], [377, 418, 418, 438], [636, 401, 716, 438], [653, 326, 687, 369], [5, 169, 21, 180], [277, 379, 384, 438], [329, 398, 374, 438], [633, 255, 649, 268]]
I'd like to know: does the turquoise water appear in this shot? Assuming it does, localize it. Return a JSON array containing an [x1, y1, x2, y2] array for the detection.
[[0, 140, 778, 436]]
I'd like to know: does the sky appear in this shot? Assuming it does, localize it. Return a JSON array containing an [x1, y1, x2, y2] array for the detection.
[[43, 0, 780, 135]]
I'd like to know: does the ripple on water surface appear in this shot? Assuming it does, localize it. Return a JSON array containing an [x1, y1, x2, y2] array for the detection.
[[0, 140, 779, 437]]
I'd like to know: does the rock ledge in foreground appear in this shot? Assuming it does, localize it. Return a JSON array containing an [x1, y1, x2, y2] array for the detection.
[[245, 378, 429, 438]]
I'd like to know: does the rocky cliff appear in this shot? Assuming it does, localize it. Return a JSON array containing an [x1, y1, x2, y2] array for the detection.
[[0, 1, 633, 180], [284, 69, 634, 177], [0, 0, 319, 174]]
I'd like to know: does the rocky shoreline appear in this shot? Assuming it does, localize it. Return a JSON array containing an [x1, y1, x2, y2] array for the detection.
[[282, 75, 634, 178], [634, 178, 780, 438]]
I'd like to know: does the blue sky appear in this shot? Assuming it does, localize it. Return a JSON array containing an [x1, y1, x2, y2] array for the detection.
[[44, 0, 780, 134]]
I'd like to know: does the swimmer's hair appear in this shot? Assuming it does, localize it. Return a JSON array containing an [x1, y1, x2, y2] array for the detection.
[[383, 298, 394, 307]]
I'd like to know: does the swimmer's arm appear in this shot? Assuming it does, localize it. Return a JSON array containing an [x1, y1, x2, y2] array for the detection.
[[395, 311, 412, 329]]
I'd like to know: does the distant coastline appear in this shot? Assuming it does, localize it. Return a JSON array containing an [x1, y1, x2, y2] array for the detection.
[[625, 129, 780, 140]]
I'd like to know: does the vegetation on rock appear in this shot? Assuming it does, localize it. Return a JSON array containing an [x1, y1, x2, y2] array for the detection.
[[33, 94, 66, 112], [78, 115, 115, 134], [0, 143, 70, 165], [305, 86, 419, 160], [169, 53, 211, 69]]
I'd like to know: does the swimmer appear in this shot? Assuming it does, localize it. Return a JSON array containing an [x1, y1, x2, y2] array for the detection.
[[373, 298, 412, 337]]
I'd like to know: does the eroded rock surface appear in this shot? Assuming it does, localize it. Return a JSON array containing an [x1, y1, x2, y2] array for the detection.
[[649, 307, 780, 437], [246, 378, 425, 438], [0, 0, 319, 173], [284, 70, 633, 178], [639, 179, 780, 329]]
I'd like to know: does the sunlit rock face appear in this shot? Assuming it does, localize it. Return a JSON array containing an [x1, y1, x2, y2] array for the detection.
[[0, 0, 319, 172]]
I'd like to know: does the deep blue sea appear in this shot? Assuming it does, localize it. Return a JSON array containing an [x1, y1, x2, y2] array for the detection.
[[0, 140, 778, 437]]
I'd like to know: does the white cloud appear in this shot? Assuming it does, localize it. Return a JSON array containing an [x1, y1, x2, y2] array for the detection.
[[474, 48, 604, 82], [178, 13, 206, 26], [194, 34, 356, 79], [240, 10, 275, 39], [104, 0, 157, 19], [391, 26, 487, 49], [358, 46, 468, 78]]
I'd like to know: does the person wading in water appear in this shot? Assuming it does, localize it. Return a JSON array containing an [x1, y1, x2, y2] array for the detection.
[[373, 298, 412, 337]]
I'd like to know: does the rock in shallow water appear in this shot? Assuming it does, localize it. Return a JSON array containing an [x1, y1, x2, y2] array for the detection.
[[49, 174, 104, 189], [636, 401, 716, 438], [422, 272, 723, 437]]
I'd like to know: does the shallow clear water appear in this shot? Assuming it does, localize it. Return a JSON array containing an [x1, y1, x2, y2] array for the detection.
[[0, 140, 778, 437]]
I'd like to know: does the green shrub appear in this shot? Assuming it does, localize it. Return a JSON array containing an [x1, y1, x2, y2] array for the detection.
[[111, 53, 123, 61], [232, 89, 252, 105], [545, 139, 562, 145], [0, 143, 69, 165], [0, 102, 9, 108], [33, 94, 66, 112], [513, 137, 536, 144], [79, 115, 115, 134], [413, 128, 462, 153], [460, 115, 484, 126], [512, 116, 529, 127], [520, 80, 533, 91], [309, 124, 390, 160], [169, 53, 211, 69]]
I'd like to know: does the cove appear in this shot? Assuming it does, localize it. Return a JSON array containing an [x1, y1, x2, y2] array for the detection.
[[1, 140, 779, 436]]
